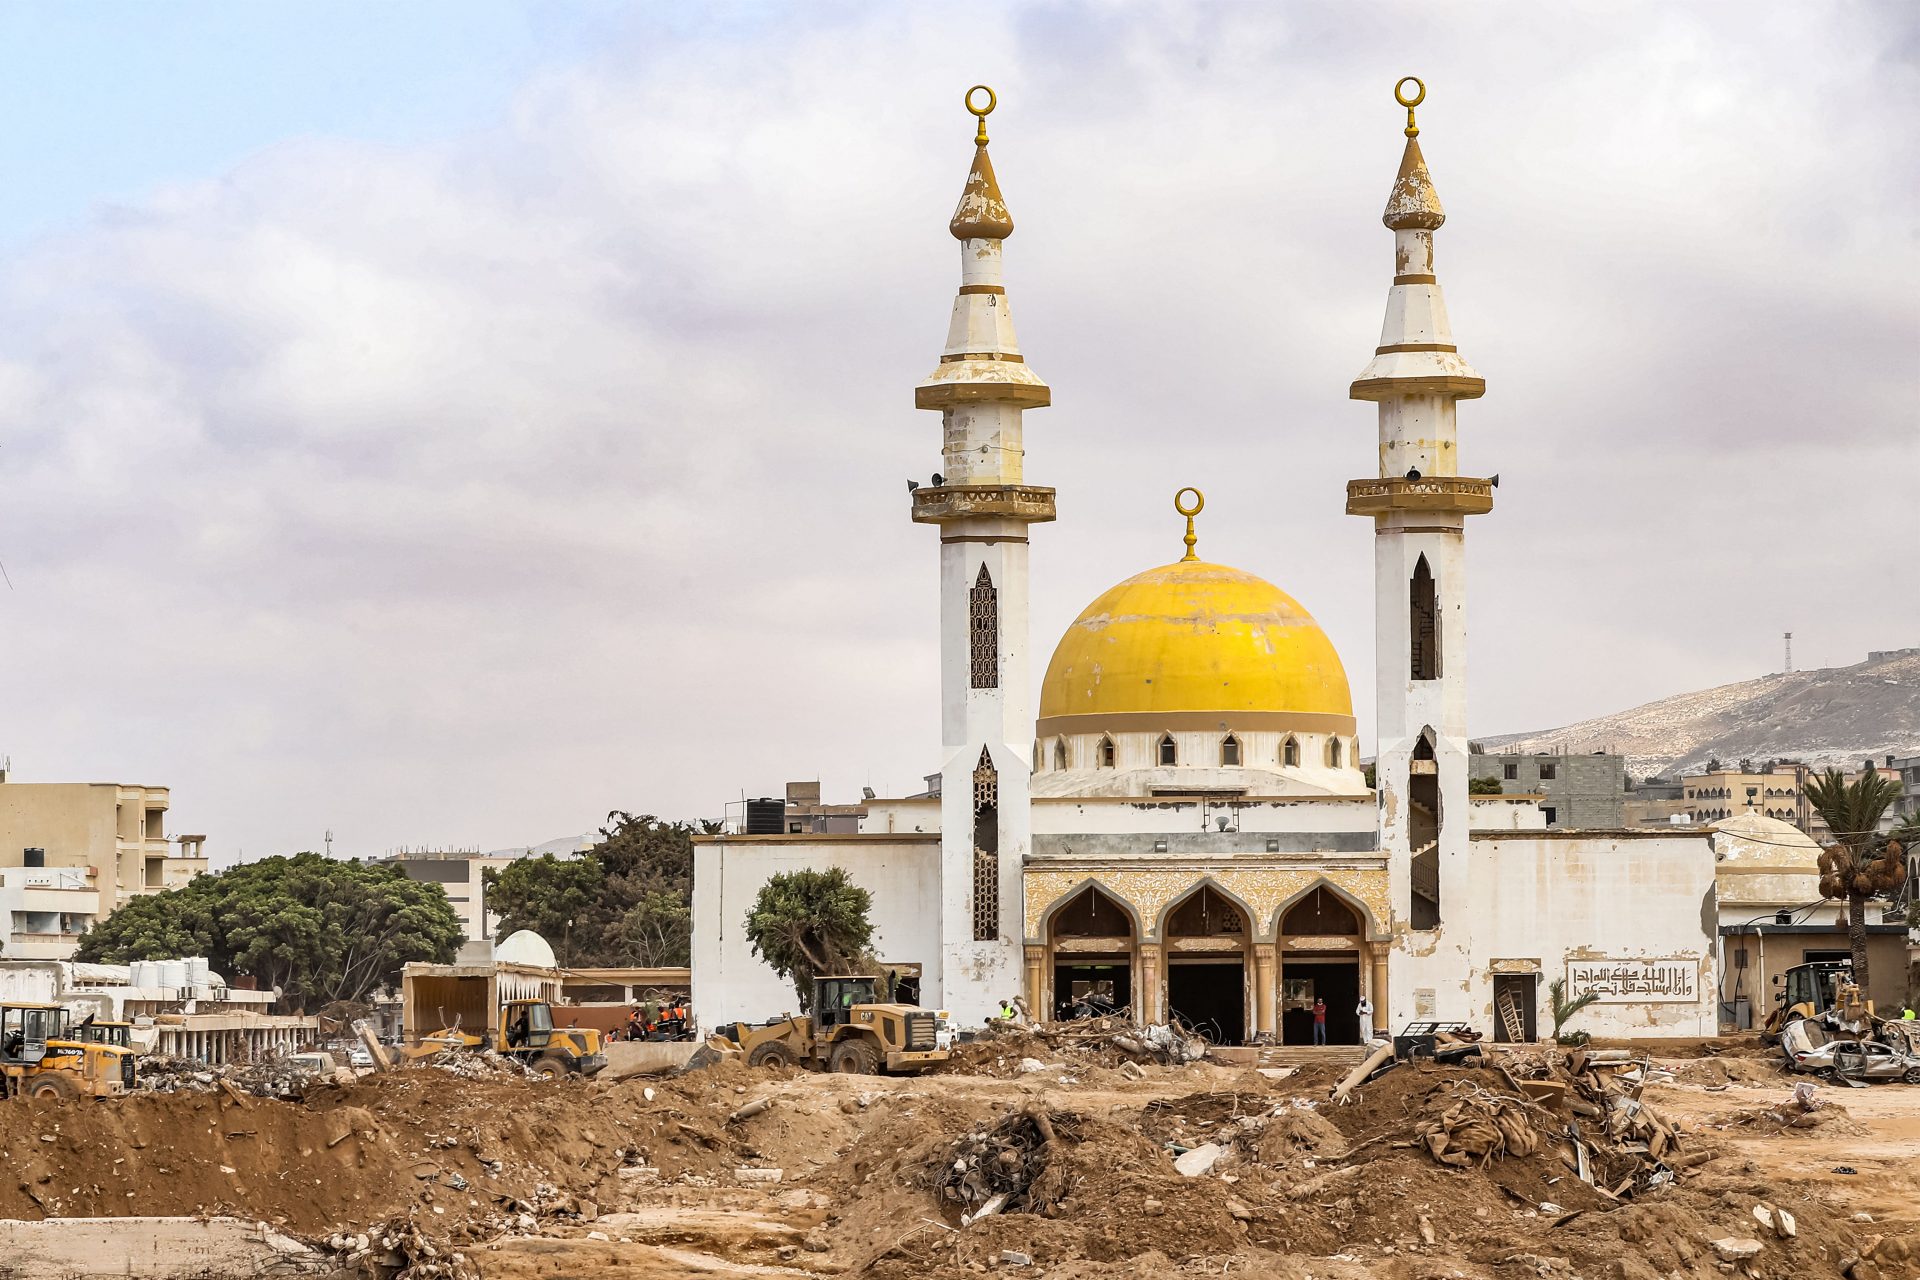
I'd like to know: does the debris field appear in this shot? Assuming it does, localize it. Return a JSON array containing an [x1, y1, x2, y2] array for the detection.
[[4, 1025, 1919, 1279]]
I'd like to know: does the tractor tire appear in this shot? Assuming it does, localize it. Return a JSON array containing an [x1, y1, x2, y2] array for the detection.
[[747, 1041, 796, 1069], [828, 1038, 880, 1076], [27, 1075, 79, 1102], [531, 1054, 569, 1081]]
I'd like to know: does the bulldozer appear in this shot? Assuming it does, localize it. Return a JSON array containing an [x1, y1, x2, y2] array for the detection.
[[0, 1001, 135, 1100], [703, 975, 951, 1075], [1764, 960, 1875, 1040]]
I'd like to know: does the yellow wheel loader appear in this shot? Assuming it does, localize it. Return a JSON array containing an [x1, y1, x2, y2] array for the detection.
[[701, 976, 951, 1075], [0, 1002, 134, 1100], [1764, 961, 1875, 1041]]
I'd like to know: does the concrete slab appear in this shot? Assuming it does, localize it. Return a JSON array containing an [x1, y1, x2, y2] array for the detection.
[[0, 1216, 337, 1278], [605, 1040, 702, 1077]]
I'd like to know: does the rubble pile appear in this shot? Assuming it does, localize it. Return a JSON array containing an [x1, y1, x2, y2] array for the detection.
[[1414, 1078, 1547, 1167], [934, 1105, 1082, 1220], [409, 1048, 537, 1081], [134, 1052, 342, 1099], [354, 1215, 482, 1280], [933, 1016, 1207, 1077]]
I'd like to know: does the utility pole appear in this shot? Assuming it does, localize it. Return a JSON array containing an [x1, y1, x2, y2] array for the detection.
[[1783, 632, 1793, 674]]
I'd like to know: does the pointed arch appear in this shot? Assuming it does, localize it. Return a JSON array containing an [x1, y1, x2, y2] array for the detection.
[[1410, 554, 1440, 681], [1098, 735, 1116, 769], [1220, 734, 1241, 767], [1327, 736, 1344, 768], [1155, 877, 1259, 941], [1052, 738, 1068, 772], [1282, 735, 1300, 768], [1037, 878, 1147, 942], [1271, 877, 1384, 942], [1158, 733, 1178, 766]]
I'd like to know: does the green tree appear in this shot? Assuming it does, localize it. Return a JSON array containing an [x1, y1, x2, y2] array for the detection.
[[1806, 767, 1907, 988], [76, 853, 461, 1011], [483, 812, 712, 966], [743, 867, 875, 1011], [1468, 775, 1504, 795], [483, 853, 605, 962]]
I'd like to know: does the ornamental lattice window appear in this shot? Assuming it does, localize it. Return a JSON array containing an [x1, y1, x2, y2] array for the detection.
[[1410, 554, 1440, 681], [969, 564, 998, 689], [972, 747, 999, 941]]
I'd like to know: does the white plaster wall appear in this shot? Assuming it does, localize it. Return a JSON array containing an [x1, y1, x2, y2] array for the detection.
[[689, 837, 943, 1028], [1473, 833, 1719, 1038], [860, 797, 941, 833], [1467, 798, 1549, 831]]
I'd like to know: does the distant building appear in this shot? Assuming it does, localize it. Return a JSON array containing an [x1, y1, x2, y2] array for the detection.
[[722, 781, 871, 836], [0, 774, 209, 959], [1679, 766, 1809, 829], [1467, 749, 1625, 828], [376, 849, 520, 963], [0, 958, 317, 1063]]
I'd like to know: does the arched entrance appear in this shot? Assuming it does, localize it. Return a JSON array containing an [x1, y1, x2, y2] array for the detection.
[[1278, 886, 1365, 1045], [1163, 884, 1252, 1045], [1046, 884, 1135, 1020]]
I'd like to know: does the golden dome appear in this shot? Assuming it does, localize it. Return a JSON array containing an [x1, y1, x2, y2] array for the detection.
[[1037, 559, 1355, 737]]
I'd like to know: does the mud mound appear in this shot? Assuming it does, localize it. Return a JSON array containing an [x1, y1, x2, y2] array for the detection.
[[0, 1067, 752, 1236]]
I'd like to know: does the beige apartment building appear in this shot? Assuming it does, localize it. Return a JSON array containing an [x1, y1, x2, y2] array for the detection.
[[0, 774, 208, 959], [1680, 768, 1809, 828]]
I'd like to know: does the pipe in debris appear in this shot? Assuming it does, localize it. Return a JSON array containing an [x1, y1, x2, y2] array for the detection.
[[1331, 1041, 1396, 1106]]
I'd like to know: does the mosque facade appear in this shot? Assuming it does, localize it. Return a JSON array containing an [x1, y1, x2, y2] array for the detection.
[[691, 83, 1721, 1043]]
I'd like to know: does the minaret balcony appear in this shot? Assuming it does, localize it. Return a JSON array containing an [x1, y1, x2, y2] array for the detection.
[[1345, 476, 1494, 518], [911, 483, 1058, 525]]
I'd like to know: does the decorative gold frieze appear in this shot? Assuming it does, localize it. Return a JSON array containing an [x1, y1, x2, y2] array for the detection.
[[1023, 866, 1391, 943]]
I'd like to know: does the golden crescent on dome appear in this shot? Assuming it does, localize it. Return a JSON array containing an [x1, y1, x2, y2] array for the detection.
[[1395, 76, 1425, 138], [966, 84, 996, 145], [1175, 487, 1204, 560]]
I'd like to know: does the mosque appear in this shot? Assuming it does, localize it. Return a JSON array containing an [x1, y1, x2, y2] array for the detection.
[[691, 81, 1721, 1044]]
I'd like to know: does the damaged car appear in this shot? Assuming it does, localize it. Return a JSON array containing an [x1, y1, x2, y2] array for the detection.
[[1780, 1018, 1920, 1083]]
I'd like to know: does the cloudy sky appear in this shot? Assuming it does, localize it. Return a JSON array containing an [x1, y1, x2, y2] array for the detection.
[[0, 3, 1913, 863]]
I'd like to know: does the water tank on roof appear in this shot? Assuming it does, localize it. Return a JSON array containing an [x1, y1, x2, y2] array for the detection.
[[185, 957, 210, 987], [131, 961, 159, 988], [745, 797, 785, 835], [158, 960, 188, 989]]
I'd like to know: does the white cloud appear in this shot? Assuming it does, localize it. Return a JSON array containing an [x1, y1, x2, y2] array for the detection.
[[0, 3, 1913, 860]]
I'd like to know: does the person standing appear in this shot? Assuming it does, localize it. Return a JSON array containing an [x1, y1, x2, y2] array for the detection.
[[1356, 994, 1374, 1041], [1311, 997, 1328, 1045]]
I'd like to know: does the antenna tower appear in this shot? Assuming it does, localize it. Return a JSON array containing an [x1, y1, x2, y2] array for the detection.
[[1783, 632, 1793, 674]]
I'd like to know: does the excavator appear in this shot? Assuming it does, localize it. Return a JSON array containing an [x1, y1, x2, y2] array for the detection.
[[698, 975, 952, 1075]]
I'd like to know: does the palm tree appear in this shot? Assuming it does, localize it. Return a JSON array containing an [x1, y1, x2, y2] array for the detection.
[[1805, 767, 1908, 988]]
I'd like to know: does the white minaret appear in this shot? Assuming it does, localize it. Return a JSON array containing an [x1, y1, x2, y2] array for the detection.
[[1346, 79, 1494, 1027], [912, 87, 1054, 1023]]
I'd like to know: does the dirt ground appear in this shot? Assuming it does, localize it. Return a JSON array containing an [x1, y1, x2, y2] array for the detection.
[[9, 1038, 1920, 1279]]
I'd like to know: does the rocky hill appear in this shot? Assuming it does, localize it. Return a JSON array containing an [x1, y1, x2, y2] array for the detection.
[[1481, 649, 1920, 778]]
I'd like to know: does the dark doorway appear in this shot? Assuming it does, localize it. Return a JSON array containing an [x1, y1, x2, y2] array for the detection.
[[1168, 960, 1245, 1045], [1054, 962, 1131, 1021], [1280, 959, 1360, 1045], [1492, 974, 1538, 1043]]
